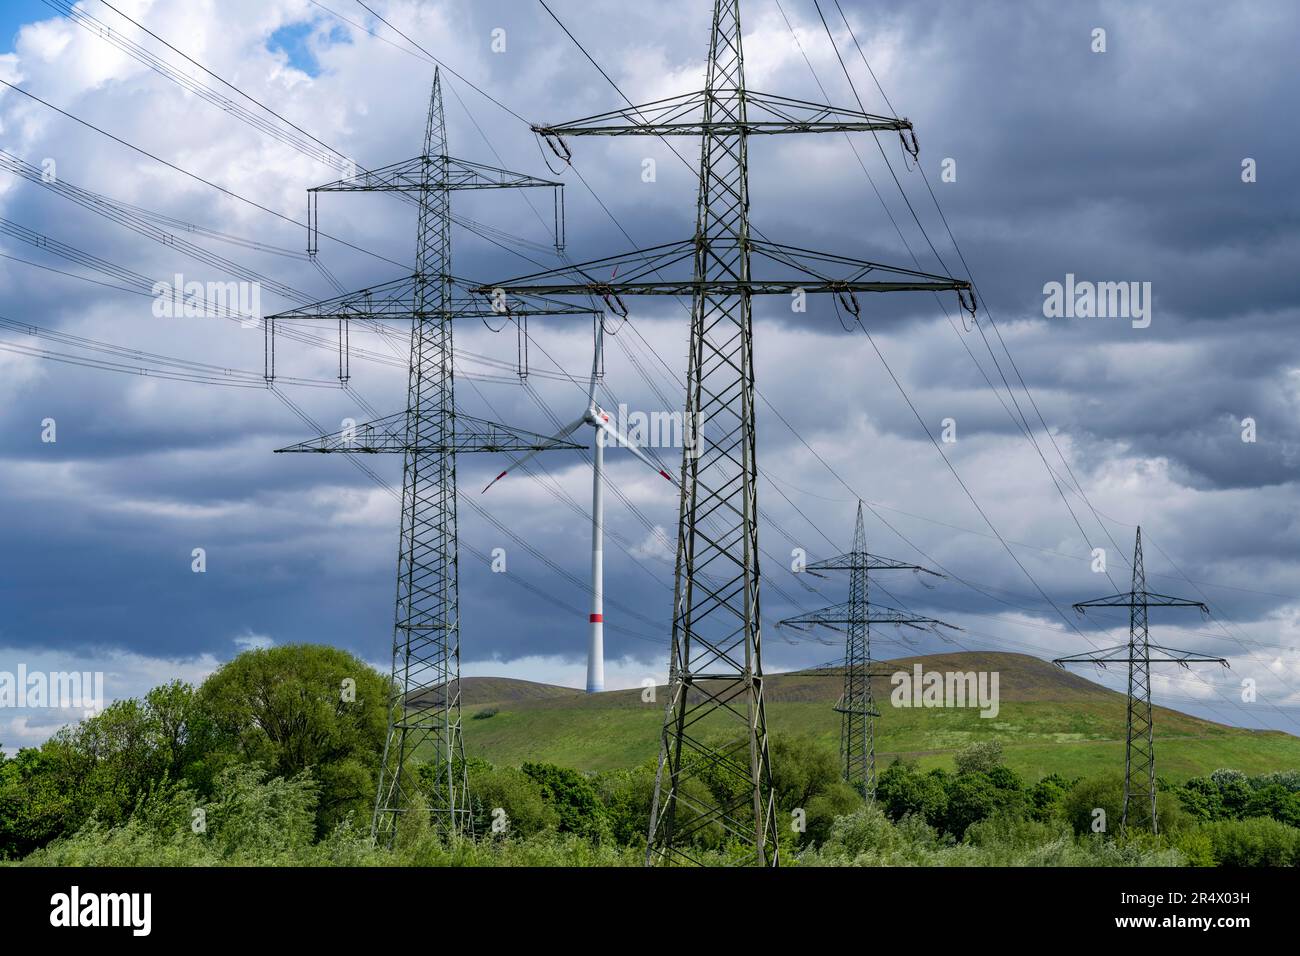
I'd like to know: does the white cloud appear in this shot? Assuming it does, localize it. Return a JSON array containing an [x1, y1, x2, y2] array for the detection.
[[462, 653, 664, 691], [0, 644, 221, 754], [233, 631, 275, 651]]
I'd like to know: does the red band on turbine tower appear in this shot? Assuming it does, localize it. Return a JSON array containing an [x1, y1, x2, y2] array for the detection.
[[589, 613, 603, 623]]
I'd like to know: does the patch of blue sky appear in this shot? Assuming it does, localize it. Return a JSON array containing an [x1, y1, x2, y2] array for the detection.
[[0, 0, 51, 54], [267, 19, 350, 77]]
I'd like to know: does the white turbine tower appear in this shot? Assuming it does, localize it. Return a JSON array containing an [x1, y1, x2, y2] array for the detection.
[[483, 325, 674, 692]]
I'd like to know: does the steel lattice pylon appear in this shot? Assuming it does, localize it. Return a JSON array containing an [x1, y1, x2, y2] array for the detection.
[[268, 70, 587, 843], [779, 502, 951, 798], [1054, 528, 1225, 833], [479, 0, 972, 865]]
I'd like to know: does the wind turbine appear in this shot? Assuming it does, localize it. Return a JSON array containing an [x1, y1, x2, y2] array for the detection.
[[482, 322, 676, 692]]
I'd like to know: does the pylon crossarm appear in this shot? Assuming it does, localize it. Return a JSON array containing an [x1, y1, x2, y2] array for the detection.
[[778, 601, 957, 630], [476, 239, 696, 293], [267, 276, 597, 322], [1072, 593, 1134, 610], [266, 275, 416, 321], [1142, 591, 1211, 611], [533, 88, 910, 137], [448, 278, 599, 319], [312, 154, 563, 192], [1053, 642, 1131, 665], [274, 410, 586, 455], [440, 156, 564, 190], [477, 238, 971, 301], [750, 240, 962, 285], [491, 278, 973, 296], [1146, 644, 1229, 666], [1054, 643, 1225, 667], [1074, 590, 1208, 612], [806, 551, 942, 575]]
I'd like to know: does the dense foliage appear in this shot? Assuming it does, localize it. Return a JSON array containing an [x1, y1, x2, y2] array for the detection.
[[4, 645, 1299, 866]]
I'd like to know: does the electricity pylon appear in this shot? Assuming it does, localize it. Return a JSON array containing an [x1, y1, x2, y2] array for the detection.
[[478, 0, 974, 865], [778, 501, 951, 798], [1054, 527, 1226, 833], [267, 69, 590, 843]]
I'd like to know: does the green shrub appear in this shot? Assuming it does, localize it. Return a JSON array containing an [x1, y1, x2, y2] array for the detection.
[[877, 760, 949, 828], [954, 740, 1004, 775], [965, 813, 1068, 851], [195, 644, 388, 835], [1244, 784, 1300, 827], [803, 782, 863, 847], [767, 734, 862, 846], [522, 763, 611, 842], [468, 763, 557, 838], [1173, 828, 1216, 867], [1063, 773, 1186, 836], [1028, 773, 1070, 823], [1063, 773, 1124, 836], [202, 764, 320, 859], [591, 766, 655, 846], [1197, 818, 1300, 867], [821, 802, 897, 861]]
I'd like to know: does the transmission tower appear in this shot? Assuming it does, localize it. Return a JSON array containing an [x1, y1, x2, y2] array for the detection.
[[1054, 527, 1225, 833], [778, 501, 952, 798], [267, 70, 591, 842], [478, 0, 974, 865]]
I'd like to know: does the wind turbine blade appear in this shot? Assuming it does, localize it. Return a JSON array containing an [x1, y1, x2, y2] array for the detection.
[[481, 416, 587, 493], [593, 409, 677, 485], [587, 327, 601, 409]]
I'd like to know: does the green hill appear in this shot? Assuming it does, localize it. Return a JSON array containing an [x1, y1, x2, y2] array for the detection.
[[461, 651, 1300, 781], [461, 676, 583, 705]]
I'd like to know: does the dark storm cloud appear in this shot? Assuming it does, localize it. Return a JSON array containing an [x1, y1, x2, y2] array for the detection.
[[0, 0, 1297, 736]]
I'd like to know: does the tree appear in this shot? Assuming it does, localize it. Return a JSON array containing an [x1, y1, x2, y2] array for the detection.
[[592, 765, 656, 846], [468, 760, 558, 838], [767, 735, 862, 846], [877, 760, 949, 829], [1065, 773, 1183, 836], [945, 773, 1000, 837], [768, 734, 841, 811], [1197, 817, 1300, 867], [1178, 776, 1226, 821], [0, 747, 75, 858], [521, 762, 611, 842], [201, 764, 320, 860], [1064, 774, 1124, 836], [1210, 768, 1252, 819], [1028, 773, 1070, 823], [196, 644, 388, 834], [1244, 784, 1300, 827], [954, 740, 1004, 775], [144, 681, 213, 784]]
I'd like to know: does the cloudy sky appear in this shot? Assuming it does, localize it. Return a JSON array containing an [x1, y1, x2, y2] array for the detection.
[[1, 0, 1298, 752]]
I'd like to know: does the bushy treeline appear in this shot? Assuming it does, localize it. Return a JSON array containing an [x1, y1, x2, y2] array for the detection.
[[1, 644, 388, 859], [864, 741, 1300, 867], [4, 645, 1300, 866]]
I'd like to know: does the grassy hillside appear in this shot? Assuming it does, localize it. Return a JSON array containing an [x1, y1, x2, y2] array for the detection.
[[461, 676, 583, 705], [461, 651, 1300, 780]]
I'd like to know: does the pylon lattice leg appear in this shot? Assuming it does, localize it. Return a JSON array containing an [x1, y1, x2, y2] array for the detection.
[[1123, 529, 1155, 833], [841, 508, 875, 798], [373, 74, 471, 842], [648, 0, 778, 867]]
